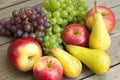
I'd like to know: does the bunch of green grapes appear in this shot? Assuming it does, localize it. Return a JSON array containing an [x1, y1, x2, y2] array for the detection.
[[42, 0, 88, 55]]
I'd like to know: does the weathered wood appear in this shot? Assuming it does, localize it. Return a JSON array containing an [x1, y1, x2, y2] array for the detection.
[[83, 64, 120, 80], [0, 0, 120, 80]]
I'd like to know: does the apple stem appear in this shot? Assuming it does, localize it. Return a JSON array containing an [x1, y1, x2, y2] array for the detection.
[[47, 60, 52, 68], [94, 0, 97, 12]]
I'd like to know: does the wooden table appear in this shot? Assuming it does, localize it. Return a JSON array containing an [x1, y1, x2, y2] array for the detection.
[[0, 0, 120, 80]]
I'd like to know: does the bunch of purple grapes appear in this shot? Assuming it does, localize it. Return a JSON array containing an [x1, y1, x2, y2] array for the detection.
[[0, 6, 51, 43]]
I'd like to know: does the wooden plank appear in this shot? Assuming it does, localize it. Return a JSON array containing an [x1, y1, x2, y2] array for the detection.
[[83, 64, 120, 80], [85, 0, 120, 9], [0, 0, 26, 9]]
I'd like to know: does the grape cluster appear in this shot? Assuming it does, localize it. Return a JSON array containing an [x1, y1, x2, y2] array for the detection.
[[42, 0, 88, 54], [0, 6, 50, 43]]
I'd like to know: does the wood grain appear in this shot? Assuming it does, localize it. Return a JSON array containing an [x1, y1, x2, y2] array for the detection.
[[0, 0, 120, 80]]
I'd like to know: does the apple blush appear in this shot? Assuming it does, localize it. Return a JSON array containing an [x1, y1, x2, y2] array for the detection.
[[33, 56, 63, 80], [62, 23, 89, 47], [7, 38, 42, 72]]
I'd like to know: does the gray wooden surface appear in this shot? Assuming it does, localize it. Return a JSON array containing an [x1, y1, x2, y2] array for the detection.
[[0, 0, 120, 80]]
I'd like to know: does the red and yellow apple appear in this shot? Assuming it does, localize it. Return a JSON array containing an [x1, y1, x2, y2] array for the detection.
[[33, 56, 63, 80], [8, 38, 42, 72], [62, 23, 89, 47], [86, 6, 116, 32]]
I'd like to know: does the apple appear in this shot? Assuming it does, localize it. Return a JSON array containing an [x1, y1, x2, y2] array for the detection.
[[33, 56, 63, 80], [62, 23, 89, 46], [86, 6, 116, 32], [8, 38, 42, 72]]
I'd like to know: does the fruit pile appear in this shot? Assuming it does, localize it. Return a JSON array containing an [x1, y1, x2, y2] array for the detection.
[[0, 0, 116, 80]]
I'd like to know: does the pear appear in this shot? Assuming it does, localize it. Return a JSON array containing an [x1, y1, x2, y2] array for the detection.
[[89, 2, 111, 50], [44, 48, 82, 78], [66, 45, 111, 74]]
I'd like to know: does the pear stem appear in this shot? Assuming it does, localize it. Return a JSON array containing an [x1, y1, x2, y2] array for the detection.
[[94, 0, 97, 12]]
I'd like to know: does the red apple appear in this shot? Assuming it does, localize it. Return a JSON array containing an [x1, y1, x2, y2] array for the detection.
[[8, 38, 42, 72], [33, 56, 63, 80], [86, 6, 116, 32], [62, 23, 89, 46]]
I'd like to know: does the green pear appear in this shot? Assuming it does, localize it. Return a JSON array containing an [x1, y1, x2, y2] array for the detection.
[[44, 48, 82, 78], [89, 10, 111, 50], [66, 45, 111, 74]]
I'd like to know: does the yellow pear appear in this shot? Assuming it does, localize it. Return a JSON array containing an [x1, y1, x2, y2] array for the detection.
[[44, 48, 82, 78], [89, 5, 111, 50], [66, 45, 111, 74]]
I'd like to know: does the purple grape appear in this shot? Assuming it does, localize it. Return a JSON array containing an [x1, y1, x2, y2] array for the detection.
[[32, 21, 38, 28], [0, 20, 6, 26], [11, 26, 17, 33], [23, 24, 32, 32], [40, 12, 46, 17], [44, 21, 51, 28], [20, 13, 27, 20], [12, 10, 19, 17], [16, 29, 24, 37], [15, 17, 22, 24], [35, 6, 41, 13], [10, 17, 15, 25], [37, 18, 44, 24], [0, 25, 3, 30], [29, 33, 36, 39], [5, 29, 12, 36], [24, 8, 32, 18], [38, 24, 45, 31], [30, 13, 37, 20], [22, 32, 29, 38], [37, 37, 43, 43], [37, 31, 45, 37], [0, 29, 5, 36]]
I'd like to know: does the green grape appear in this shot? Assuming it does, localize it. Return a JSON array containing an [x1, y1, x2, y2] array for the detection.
[[61, 10, 68, 18], [50, 18, 56, 24], [43, 41, 50, 48], [51, 1, 61, 9], [46, 11, 52, 18], [65, 0, 72, 5], [56, 17, 62, 24], [67, 15, 73, 22], [53, 25, 61, 33], [61, 19, 68, 27], [43, 35, 49, 42], [70, 10, 77, 17], [53, 11, 60, 18], [66, 7, 72, 13]]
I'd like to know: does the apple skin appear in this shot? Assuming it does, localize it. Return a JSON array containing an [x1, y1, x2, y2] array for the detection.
[[62, 23, 89, 47], [8, 38, 42, 72], [33, 56, 63, 80], [86, 6, 116, 32]]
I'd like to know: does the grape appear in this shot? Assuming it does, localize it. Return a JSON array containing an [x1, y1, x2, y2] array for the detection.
[[11, 26, 17, 33], [16, 29, 24, 37], [38, 24, 45, 31], [29, 33, 36, 39], [0, 25, 2, 31], [12, 10, 19, 17], [42, 0, 88, 55], [44, 21, 51, 28], [23, 24, 32, 32], [0, 6, 50, 45], [20, 13, 27, 20], [22, 32, 29, 38]]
